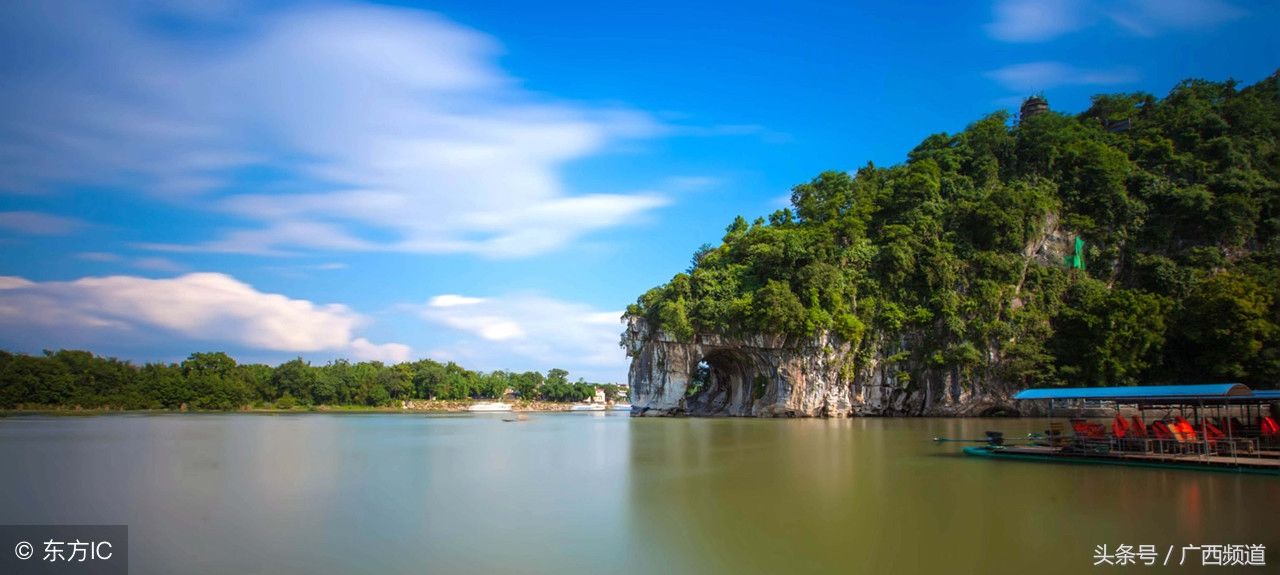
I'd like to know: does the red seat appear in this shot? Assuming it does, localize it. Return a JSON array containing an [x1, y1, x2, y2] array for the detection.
[[1174, 417, 1197, 442], [1070, 419, 1106, 439], [1203, 420, 1226, 443], [1151, 421, 1174, 440], [1130, 416, 1148, 438], [1262, 417, 1280, 436], [1112, 415, 1130, 438]]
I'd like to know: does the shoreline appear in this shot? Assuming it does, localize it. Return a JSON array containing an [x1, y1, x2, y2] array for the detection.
[[0, 400, 614, 416]]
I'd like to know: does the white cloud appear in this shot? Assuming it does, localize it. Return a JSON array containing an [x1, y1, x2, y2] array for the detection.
[[0, 211, 87, 236], [428, 294, 486, 308], [0, 1, 668, 258], [1106, 0, 1246, 36], [0, 272, 410, 362], [417, 294, 626, 381], [986, 0, 1085, 42], [985, 61, 1140, 92], [0, 277, 35, 290], [986, 0, 1246, 42], [347, 338, 412, 364]]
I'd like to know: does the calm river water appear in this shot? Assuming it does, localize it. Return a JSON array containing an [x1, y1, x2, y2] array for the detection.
[[0, 413, 1275, 574]]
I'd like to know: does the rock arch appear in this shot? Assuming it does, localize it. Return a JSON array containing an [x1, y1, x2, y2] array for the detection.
[[684, 350, 762, 416], [622, 316, 855, 417]]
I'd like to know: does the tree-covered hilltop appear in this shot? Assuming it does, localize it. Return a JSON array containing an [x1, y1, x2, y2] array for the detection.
[[0, 349, 620, 410], [628, 73, 1280, 390]]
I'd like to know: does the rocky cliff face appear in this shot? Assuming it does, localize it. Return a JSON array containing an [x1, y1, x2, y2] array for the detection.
[[623, 218, 1075, 417], [622, 316, 853, 416], [623, 316, 1021, 417]]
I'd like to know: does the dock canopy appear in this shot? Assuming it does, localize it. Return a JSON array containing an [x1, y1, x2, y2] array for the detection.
[[1014, 383, 1252, 402]]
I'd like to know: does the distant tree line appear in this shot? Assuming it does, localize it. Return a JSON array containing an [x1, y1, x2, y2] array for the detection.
[[0, 349, 621, 410]]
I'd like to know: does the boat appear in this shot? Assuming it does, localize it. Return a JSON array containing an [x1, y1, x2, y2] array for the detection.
[[610, 403, 632, 411], [953, 384, 1280, 476], [467, 402, 512, 412], [569, 404, 606, 411]]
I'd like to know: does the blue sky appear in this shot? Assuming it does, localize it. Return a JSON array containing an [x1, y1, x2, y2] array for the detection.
[[0, 0, 1276, 381]]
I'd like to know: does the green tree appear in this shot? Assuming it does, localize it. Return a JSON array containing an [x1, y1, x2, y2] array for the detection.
[[512, 371, 543, 399], [271, 358, 316, 403], [1173, 272, 1277, 382], [546, 368, 569, 387]]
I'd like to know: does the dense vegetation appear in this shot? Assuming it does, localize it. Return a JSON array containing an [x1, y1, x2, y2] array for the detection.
[[0, 350, 619, 410], [629, 73, 1280, 389]]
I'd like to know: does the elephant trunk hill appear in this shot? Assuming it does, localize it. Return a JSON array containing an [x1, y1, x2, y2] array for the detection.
[[623, 73, 1280, 417]]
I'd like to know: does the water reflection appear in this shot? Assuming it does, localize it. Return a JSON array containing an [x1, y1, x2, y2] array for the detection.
[[0, 414, 1275, 574], [626, 417, 1279, 574]]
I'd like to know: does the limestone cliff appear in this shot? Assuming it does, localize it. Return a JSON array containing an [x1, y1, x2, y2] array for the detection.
[[623, 316, 1023, 416], [619, 217, 1080, 414], [623, 216, 1077, 417], [622, 316, 853, 416]]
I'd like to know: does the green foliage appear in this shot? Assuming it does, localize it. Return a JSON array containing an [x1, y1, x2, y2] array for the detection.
[[510, 371, 543, 399], [627, 72, 1280, 389], [0, 351, 620, 410], [276, 393, 298, 409], [545, 368, 569, 386], [751, 280, 806, 335], [1171, 271, 1279, 383], [538, 378, 597, 402], [1047, 279, 1168, 386]]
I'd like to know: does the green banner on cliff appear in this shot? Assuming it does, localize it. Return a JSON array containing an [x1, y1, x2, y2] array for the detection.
[[1065, 236, 1085, 270]]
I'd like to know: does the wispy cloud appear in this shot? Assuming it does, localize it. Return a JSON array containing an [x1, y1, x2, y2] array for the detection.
[[130, 257, 185, 272], [662, 176, 722, 192], [0, 211, 87, 236], [74, 251, 188, 273], [0, 1, 671, 258], [428, 295, 487, 308], [258, 261, 349, 279], [986, 0, 1084, 42], [76, 252, 123, 262], [985, 0, 1246, 42], [1106, 0, 1247, 36], [417, 293, 625, 381], [985, 61, 1140, 92], [0, 272, 410, 362]]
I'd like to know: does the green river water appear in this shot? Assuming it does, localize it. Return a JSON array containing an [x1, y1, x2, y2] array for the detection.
[[0, 413, 1275, 574]]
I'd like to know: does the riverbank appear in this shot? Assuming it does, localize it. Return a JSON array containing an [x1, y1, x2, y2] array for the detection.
[[1, 399, 613, 416]]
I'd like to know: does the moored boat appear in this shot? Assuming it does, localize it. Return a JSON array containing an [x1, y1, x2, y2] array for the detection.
[[569, 404, 606, 411], [953, 384, 1280, 476], [467, 402, 513, 412]]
